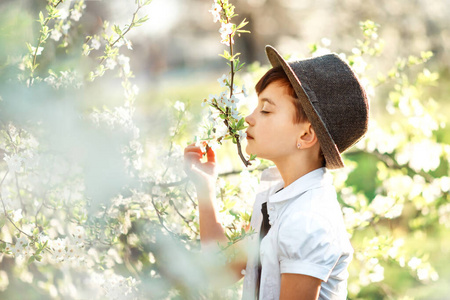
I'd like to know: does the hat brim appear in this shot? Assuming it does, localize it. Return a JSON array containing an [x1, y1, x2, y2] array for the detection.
[[265, 45, 345, 169]]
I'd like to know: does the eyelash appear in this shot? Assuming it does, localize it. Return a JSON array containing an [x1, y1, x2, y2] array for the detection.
[[260, 110, 270, 114]]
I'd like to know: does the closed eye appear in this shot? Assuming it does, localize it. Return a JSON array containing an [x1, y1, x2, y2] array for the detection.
[[260, 110, 270, 114]]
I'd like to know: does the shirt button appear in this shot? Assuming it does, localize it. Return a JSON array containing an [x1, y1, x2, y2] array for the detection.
[[269, 207, 274, 211]]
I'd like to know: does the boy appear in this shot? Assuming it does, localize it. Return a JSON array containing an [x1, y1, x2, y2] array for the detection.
[[184, 45, 369, 299]]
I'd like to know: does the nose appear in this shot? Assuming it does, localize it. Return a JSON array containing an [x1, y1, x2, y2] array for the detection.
[[245, 109, 256, 126]]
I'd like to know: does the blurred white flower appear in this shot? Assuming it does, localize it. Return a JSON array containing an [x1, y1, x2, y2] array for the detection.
[[321, 37, 331, 47], [106, 58, 117, 70], [11, 209, 23, 223], [30, 46, 44, 56], [70, 10, 82, 22], [73, 226, 85, 245], [396, 140, 442, 172], [209, 3, 222, 23], [125, 39, 133, 50], [174, 101, 185, 112], [220, 22, 234, 36], [312, 47, 331, 57], [370, 195, 403, 219], [368, 263, 384, 283], [3, 153, 22, 174], [50, 29, 62, 41], [58, 9, 69, 20], [118, 55, 130, 73], [61, 23, 70, 34], [387, 238, 404, 259], [90, 38, 101, 50], [408, 257, 422, 270], [438, 203, 450, 228], [352, 56, 367, 74], [220, 33, 234, 46], [218, 74, 228, 87]]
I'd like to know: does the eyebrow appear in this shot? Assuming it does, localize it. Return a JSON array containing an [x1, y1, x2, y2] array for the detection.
[[260, 97, 276, 106]]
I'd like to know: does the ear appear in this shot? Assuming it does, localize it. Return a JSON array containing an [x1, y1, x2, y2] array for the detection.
[[297, 123, 318, 149]]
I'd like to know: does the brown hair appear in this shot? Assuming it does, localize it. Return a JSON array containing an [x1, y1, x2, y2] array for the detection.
[[255, 66, 309, 123]]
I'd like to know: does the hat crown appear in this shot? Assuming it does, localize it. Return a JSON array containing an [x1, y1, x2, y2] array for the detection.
[[289, 55, 369, 152]]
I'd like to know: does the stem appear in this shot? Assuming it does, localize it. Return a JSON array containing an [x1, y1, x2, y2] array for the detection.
[[0, 238, 12, 245], [161, 112, 184, 180], [148, 189, 175, 237], [30, 0, 64, 81], [0, 170, 8, 187], [229, 36, 235, 99], [0, 192, 33, 239], [98, 3, 142, 66], [15, 174, 26, 215], [215, 1, 251, 167], [211, 102, 251, 167]]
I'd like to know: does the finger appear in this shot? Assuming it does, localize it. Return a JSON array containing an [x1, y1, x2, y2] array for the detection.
[[206, 146, 215, 163], [184, 151, 202, 163], [184, 145, 204, 156]]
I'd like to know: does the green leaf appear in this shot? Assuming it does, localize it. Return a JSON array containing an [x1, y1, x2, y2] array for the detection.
[[27, 256, 36, 265], [236, 117, 245, 130], [39, 11, 45, 25], [236, 18, 249, 30], [219, 50, 231, 60], [135, 16, 150, 27], [113, 25, 122, 36], [33, 227, 39, 235], [250, 154, 257, 160]]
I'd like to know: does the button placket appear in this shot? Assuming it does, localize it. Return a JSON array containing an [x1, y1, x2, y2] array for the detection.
[[267, 204, 277, 226]]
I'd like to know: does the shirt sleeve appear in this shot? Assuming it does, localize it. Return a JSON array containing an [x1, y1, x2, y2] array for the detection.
[[277, 211, 341, 282]]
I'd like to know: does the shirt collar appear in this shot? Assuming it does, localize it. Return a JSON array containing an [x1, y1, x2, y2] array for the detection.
[[268, 167, 331, 203]]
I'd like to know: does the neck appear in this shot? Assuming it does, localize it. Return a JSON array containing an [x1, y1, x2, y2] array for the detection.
[[272, 151, 323, 188]]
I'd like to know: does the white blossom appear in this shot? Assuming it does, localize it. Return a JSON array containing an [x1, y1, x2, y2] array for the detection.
[[58, 9, 69, 20], [208, 3, 222, 23], [90, 38, 101, 50], [174, 101, 185, 112], [396, 140, 442, 172], [50, 29, 62, 41], [70, 10, 82, 22], [118, 55, 131, 74], [321, 37, 331, 47], [106, 58, 117, 70], [408, 257, 422, 270], [218, 74, 228, 87], [3, 153, 22, 174], [30, 46, 44, 56], [352, 56, 367, 74]]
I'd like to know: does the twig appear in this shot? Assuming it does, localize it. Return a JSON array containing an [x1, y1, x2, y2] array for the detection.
[[30, 0, 64, 80], [0, 170, 8, 187], [0, 238, 12, 245], [98, 3, 143, 66], [15, 174, 26, 215], [184, 183, 198, 209], [148, 193, 175, 237], [215, 0, 250, 167], [0, 193, 32, 239]]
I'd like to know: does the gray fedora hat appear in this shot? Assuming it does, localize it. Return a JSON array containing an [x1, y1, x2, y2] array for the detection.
[[265, 45, 369, 169]]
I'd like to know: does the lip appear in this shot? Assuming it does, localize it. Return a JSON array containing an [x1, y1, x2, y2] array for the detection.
[[246, 132, 254, 139]]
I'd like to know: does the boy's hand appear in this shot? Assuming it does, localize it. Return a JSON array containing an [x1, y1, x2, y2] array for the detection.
[[184, 144, 217, 193]]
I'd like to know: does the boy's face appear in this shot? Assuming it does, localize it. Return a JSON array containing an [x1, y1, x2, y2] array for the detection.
[[245, 81, 310, 162]]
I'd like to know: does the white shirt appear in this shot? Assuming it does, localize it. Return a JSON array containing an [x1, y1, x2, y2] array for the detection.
[[242, 167, 353, 300]]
